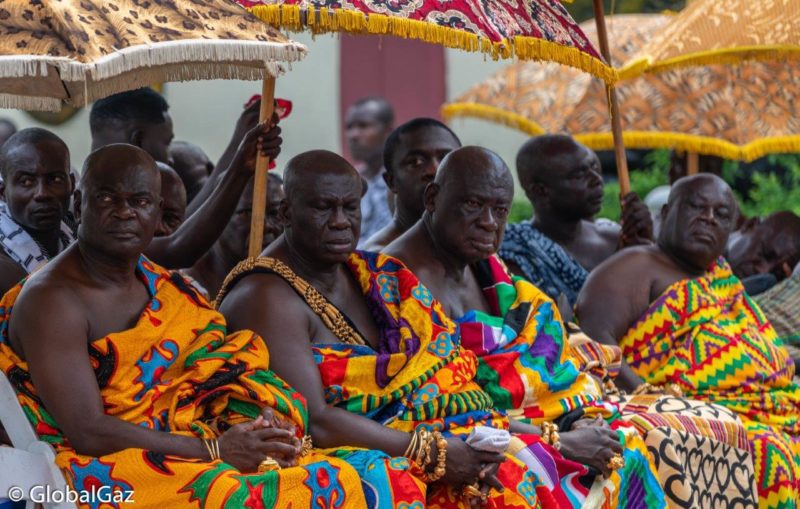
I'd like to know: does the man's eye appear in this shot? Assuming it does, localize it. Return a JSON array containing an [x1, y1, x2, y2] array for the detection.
[[466, 200, 481, 208], [494, 207, 509, 217], [20, 177, 34, 186], [135, 198, 151, 207], [50, 175, 65, 183]]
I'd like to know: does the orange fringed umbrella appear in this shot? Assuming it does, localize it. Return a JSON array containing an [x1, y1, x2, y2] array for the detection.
[[0, 0, 306, 111], [443, 14, 800, 163], [620, 0, 800, 79], [234, 0, 617, 84]]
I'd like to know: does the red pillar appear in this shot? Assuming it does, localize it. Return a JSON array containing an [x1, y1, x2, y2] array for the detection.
[[339, 34, 446, 160]]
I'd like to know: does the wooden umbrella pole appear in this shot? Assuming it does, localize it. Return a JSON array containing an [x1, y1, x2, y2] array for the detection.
[[592, 0, 631, 195], [248, 76, 277, 259], [687, 152, 699, 175]]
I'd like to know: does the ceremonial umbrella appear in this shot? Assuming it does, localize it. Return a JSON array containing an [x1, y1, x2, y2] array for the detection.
[[0, 0, 306, 258], [443, 13, 800, 164], [620, 0, 800, 79]]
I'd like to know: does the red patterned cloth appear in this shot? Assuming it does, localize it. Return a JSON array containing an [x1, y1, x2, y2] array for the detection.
[[237, 0, 614, 82]]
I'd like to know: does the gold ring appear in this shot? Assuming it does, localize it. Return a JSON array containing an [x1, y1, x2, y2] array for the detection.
[[257, 456, 281, 473], [461, 483, 483, 499], [607, 453, 625, 471]]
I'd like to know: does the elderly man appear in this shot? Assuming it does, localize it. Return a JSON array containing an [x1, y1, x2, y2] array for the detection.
[[576, 174, 800, 508], [345, 97, 395, 245], [0, 144, 404, 508], [499, 135, 652, 306], [0, 128, 76, 295], [218, 149, 601, 508], [385, 147, 756, 508], [168, 141, 213, 205], [362, 118, 461, 251], [184, 174, 284, 300]]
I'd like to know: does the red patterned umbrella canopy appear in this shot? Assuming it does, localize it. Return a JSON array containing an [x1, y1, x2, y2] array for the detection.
[[236, 0, 616, 83]]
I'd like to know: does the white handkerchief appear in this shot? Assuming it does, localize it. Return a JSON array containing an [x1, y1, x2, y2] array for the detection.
[[466, 426, 511, 453]]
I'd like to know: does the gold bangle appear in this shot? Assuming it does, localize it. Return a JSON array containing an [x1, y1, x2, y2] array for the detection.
[[419, 430, 433, 471], [461, 483, 483, 500], [427, 431, 447, 482], [300, 435, 313, 457], [203, 438, 220, 461], [404, 431, 419, 459]]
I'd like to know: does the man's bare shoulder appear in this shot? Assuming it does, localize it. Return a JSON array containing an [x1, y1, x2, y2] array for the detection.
[[361, 223, 400, 252], [594, 244, 661, 274], [588, 218, 621, 242]]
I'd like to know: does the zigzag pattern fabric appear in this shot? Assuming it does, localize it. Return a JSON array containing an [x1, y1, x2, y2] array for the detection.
[[621, 258, 800, 508]]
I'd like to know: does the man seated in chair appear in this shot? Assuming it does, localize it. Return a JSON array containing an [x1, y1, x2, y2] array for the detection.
[[576, 174, 800, 508], [0, 144, 424, 508], [383, 147, 757, 508]]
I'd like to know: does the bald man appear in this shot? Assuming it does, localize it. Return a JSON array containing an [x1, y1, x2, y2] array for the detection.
[[218, 149, 586, 508], [577, 174, 800, 507], [0, 143, 384, 507], [0, 128, 76, 296], [499, 135, 652, 307]]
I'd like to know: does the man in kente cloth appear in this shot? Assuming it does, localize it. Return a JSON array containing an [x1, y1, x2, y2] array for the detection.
[[362, 118, 461, 251], [576, 174, 800, 508], [383, 147, 757, 508], [219, 149, 640, 509], [499, 135, 653, 307], [0, 144, 425, 509]]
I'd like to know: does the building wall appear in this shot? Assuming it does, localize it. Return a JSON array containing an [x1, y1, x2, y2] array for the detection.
[[0, 34, 528, 184]]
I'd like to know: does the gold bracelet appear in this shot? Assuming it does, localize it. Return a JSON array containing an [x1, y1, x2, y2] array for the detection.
[[404, 430, 419, 459], [419, 430, 433, 471], [427, 431, 448, 482], [203, 438, 220, 461]]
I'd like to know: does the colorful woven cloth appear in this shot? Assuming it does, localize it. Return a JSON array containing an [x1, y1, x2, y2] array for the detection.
[[621, 258, 800, 508], [499, 222, 588, 307], [462, 255, 758, 508], [754, 274, 800, 348], [0, 257, 425, 508]]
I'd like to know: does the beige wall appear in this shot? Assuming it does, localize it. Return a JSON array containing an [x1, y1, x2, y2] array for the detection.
[[0, 36, 527, 183]]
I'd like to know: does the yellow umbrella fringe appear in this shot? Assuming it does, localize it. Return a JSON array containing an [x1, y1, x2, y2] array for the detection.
[[574, 131, 800, 162], [619, 45, 800, 80], [442, 103, 800, 162], [247, 4, 617, 84], [441, 103, 546, 136]]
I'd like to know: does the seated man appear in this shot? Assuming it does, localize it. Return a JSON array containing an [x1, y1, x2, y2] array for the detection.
[[90, 87, 282, 269], [727, 211, 800, 368], [385, 147, 757, 508], [168, 141, 213, 204], [155, 162, 187, 238], [0, 128, 76, 295], [362, 118, 461, 251], [184, 174, 284, 300], [576, 174, 800, 508], [218, 150, 659, 509], [499, 135, 652, 306], [0, 144, 423, 508]]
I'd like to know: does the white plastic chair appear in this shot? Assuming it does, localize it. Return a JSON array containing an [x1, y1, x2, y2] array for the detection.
[[0, 371, 75, 509]]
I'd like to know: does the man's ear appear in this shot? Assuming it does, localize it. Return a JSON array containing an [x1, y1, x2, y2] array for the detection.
[[423, 182, 439, 213], [279, 199, 290, 226], [73, 189, 82, 222], [360, 176, 369, 198], [660, 203, 669, 222], [130, 129, 144, 148], [382, 171, 395, 193], [69, 172, 76, 195]]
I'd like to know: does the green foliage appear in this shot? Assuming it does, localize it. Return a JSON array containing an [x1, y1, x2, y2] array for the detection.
[[597, 149, 670, 221], [509, 198, 533, 224], [725, 155, 800, 218]]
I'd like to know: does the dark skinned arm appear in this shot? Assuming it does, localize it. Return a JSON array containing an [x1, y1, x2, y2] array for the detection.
[[186, 100, 263, 215], [575, 251, 648, 392], [145, 120, 281, 269], [11, 283, 299, 472], [220, 275, 506, 486]]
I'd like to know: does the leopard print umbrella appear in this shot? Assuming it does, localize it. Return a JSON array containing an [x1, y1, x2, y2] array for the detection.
[[0, 0, 306, 111]]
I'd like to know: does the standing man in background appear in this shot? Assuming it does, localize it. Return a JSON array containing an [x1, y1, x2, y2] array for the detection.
[[344, 97, 394, 246]]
